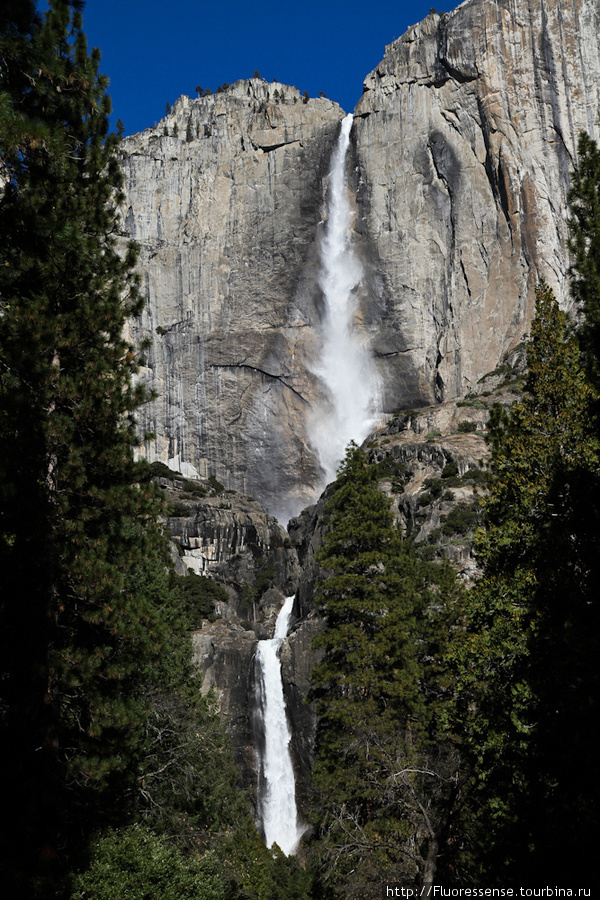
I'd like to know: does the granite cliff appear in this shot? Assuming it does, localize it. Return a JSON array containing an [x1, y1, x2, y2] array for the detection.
[[121, 0, 600, 823], [354, 0, 600, 406], [122, 0, 600, 519], [122, 81, 344, 520]]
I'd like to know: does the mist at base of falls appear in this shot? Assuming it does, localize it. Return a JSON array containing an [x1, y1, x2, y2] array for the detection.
[[307, 113, 381, 489], [253, 596, 304, 856]]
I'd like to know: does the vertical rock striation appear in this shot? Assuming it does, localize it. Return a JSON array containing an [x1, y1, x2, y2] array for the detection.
[[354, 0, 600, 406], [121, 80, 344, 519]]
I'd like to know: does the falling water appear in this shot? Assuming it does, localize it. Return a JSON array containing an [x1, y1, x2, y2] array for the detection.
[[308, 113, 380, 486], [253, 117, 379, 855], [254, 596, 303, 855]]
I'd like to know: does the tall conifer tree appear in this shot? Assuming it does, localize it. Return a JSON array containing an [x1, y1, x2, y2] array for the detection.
[[451, 284, 600, 882], [0, 2, 171, 891], [309, 445, 463, 894], [568, 132, 600, 389]]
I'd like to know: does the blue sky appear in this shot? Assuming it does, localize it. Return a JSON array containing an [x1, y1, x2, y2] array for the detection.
[[74, 0, 443, 135]]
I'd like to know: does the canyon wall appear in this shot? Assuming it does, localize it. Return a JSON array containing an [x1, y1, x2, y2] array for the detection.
[[128, 0, 600, 809], [122, 82, 344, 519], [121, 0, 600, 517], [354, 0, 600, 407]]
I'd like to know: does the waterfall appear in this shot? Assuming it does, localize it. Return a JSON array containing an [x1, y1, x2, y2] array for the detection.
[[254, 596, 303, 855], [253, 117, 379, 856], [308, 113, 380, 486]]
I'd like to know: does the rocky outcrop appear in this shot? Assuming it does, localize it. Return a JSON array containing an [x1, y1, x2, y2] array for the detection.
[[354, 0, 600, 406], [367, 420, 491, 579], [362, 345, 525, 578], [280, 610, 323, 805], [165, 488, 300, 610], [193, 618, 258, 789], [160, 474, 308, 795], [122, 81, 344, 520]]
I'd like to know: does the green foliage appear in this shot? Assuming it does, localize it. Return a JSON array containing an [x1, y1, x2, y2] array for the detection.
[[310, 445, 424, 730], [457, 420, 477, 433], [449, 283, 600, 881], [419, 476, 444, 504], [458, 467, 491, 488], [439, 500, 482, 536], [309, 444, 465, 893], [241, 557, 275, 610], [171, 572, 228, 627], [183, 479, 207, 496], [208, 474, 225, 494], [373, 454, 409, 486], [72, 546, 253, 887], [185, 116, 193, 142], [167, 501, 192, 517], [215, 825, 314, 900], [145, 460, 176, 480], [70, 826, 226, 900], [456, 397, 487, 409], [139, 685, 249, 848], [441, 459, 458, 478], [568, 131, 600, 388], [0, 2, 180, 889]]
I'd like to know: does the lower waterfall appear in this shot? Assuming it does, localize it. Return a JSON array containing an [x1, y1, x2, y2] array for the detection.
[[254, 595, 303, 855]]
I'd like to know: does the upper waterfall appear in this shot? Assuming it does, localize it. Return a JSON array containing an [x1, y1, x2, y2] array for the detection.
[[307, 113, 380, 486]]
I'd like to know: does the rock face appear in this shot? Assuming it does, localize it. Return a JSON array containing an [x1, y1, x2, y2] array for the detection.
[[354, 0, 600, 406], [122, 81, 344, 520], [157, 475, 309, 798], [121, 0, 600, 517]]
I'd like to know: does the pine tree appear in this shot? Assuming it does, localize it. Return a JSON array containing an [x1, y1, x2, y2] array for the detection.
[[568, 131, 600, 389], [309, 445, 464, 894], [450, 284, 600, 882], [310, 445, 425, 739], [0, 2, 172, 890]]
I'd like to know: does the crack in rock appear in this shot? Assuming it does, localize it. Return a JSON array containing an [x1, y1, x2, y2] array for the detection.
[[209, 363, 310, 405]]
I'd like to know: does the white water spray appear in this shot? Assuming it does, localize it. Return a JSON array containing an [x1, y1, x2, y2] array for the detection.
[[254, 596, 303, 855], [308, 113, 380, 485], [253, 117, 379, 855]]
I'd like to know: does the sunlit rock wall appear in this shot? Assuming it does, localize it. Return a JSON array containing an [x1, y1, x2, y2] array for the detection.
[[121, 0, 600, 514], [121, 81, 344, 519], [354, 0, 600, 406]]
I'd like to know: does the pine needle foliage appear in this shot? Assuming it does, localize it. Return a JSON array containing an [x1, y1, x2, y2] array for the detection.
[[310, 444, 425, 738], [309, 444, 464, 894], [0, 1, 172, 890], [450, 284, 600, 882], [568, 131, 600, 389]]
